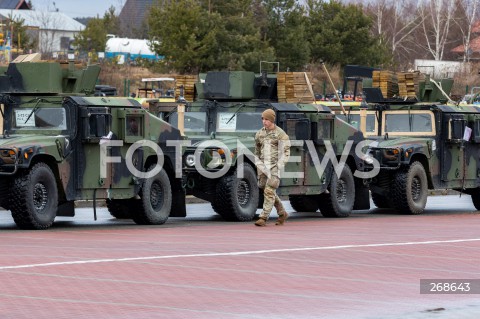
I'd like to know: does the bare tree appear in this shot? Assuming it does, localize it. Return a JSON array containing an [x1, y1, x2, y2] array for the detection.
[[30, 11, 63, 56], [419, 0, 456, 60], [454, 0, 480, 62], [366, 0, 424, 66]]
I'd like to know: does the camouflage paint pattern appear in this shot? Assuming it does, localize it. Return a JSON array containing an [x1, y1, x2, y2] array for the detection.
[[0, 61, 186, 219], [167, 71, 369, 210]]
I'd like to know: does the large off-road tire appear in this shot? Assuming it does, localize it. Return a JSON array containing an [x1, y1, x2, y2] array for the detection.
[[391, 161, 428, 215], [10, 163, 58, 230], [471, 189, 480, 210], [106, 199, 133, 219], [318, 165, 355, 218], [132, 167, 172, 225], [371, 191, 391, 209], [214, 164, 259, 221], [289, 195, 318, 212]]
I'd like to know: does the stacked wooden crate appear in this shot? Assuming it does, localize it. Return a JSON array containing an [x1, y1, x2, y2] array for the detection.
[[277, 72, 315, 103], [175, 75, 197, 101], [397, 71, 424, 99], [372, 70, 399, 98]]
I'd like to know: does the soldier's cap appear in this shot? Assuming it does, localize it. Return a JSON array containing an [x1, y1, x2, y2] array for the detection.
[[262, 109, 275, 122]]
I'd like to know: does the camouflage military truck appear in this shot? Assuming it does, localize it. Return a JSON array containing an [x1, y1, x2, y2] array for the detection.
[[0, 60, 185, 229], [163, 70, 370, 221], [354, 76, 480, 215]]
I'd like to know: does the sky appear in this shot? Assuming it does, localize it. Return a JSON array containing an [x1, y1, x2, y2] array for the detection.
[[31, 0, 126, 18]]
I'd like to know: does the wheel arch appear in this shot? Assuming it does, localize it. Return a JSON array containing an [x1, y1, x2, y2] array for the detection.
[[28, 154, 65, 201], [409, 153, 433, 189], [144, 152, 186, 218]]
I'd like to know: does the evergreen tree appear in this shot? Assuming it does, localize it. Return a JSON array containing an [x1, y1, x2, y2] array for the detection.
[[306, 0, 390, 67], [73, 6, 119, 52]]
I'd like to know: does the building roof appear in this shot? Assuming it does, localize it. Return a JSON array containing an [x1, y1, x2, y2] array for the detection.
[[0, 0, 30, 10], [119, 0, 154, 35], [472, 21, 480, 34], [451, 36, 480, 54], [0, 9, 84, 31]]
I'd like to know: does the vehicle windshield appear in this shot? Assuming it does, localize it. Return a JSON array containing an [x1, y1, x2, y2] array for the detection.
[[384, 112, 434, 134], [216, 112, 262, 133], [169, 112, 207, 133], [11, 107, 68, 131]]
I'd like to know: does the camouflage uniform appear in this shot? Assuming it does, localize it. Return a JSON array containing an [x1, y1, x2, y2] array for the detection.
[[255, 125, 290, 221]]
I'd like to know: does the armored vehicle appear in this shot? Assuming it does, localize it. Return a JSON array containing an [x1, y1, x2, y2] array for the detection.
[[0, 60, 185, 229], [164, 70, 370, 221], [362, 101, 480, 215], [350, 76, 480, 215]]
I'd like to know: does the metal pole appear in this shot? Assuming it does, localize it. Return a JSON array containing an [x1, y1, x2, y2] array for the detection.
[[321, 61, 346, 115]]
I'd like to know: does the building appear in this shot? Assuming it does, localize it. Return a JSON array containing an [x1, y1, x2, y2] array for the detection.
[[0, 9, 84, 55], [0, 0, 31, 10], [119, 0, 154, 37], [451, 21, 480, 61]]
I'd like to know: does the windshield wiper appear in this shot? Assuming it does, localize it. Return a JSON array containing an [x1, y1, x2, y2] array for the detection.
[[226, 103, 245, 124], [24, 99, 42, 124]]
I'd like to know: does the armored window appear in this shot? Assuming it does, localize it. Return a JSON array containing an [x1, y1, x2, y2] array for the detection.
[[337, 112, 376, 134], [170, 112, 206, 133], [285, 119, 310, 140], [317, 120, 332, 139], [474, 120, 480, 143], [13, 107, 67, 130], [382, 111, 435, 136], [126, 115, 143, 136], [216, 112, 262, 132]]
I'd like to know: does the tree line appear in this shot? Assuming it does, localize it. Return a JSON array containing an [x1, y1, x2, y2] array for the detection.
[[74, 0, 480, 73]]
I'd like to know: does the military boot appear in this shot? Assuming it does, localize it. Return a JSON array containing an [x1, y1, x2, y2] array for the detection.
[[275, 211, 288, 226], [254, 217, 267, 227]]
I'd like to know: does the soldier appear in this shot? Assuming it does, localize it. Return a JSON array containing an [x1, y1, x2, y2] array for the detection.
[[254, 109, 290, 226]]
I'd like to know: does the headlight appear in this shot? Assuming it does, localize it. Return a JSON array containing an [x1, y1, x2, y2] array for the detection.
[[383, 148, 401, 161], [186, 154, 195, 167], [364, 155, 374, 165], [207, 152, 223, 168]]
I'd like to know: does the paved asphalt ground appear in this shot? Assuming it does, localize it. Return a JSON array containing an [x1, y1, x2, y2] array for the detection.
[[0, 195, 479, 319]]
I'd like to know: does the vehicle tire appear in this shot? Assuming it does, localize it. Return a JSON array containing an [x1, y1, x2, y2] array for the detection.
[[371, 191, 391, 209], [289, 195, 318, 212], [106, 199, 133, 219], [391, 161, 428, 215], [471, 189, 480, 210], [214, 164, 259, 221], [10, 163, 58, 230], [132, 166, 172, 225], [318, 165, 355, 218]]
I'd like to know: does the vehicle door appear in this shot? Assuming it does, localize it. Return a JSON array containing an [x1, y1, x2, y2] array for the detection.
[[110, 109, 146, 189], [78, 106, 113, 190], [277, 112, 306, 188], [303, 113, 334, 194], [441, 113, 467, 182]]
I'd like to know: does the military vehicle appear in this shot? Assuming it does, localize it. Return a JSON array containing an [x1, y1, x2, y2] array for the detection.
[[0, 60, 185, 229], [163, 70, 370, 221], [343, 74, 480, 215]]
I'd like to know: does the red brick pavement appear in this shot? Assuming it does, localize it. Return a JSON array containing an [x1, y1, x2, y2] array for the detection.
[[0, 205, 479, 318]]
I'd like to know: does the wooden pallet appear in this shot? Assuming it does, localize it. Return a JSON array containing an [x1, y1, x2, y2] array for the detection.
[[372, 70, 399, 98], [175, 75, 197, 101], [397, 71, 424, 99], [277, 72, 315, 103]]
